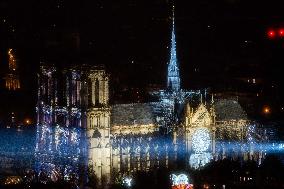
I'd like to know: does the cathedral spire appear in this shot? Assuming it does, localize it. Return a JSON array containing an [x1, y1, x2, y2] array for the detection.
[[167, 3, 180, 91]]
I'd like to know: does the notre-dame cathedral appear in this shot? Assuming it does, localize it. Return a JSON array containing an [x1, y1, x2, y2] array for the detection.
[[35, 6, 263, 186]]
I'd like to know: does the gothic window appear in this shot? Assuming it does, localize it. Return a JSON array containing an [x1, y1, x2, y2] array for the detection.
[[95, 78, 99, 105], [105, 129, 109, 138], [97, 116, 99, 127], [76, 81, 80, 106], [88, 80, 92, 105], [90, 116, 94, 129]]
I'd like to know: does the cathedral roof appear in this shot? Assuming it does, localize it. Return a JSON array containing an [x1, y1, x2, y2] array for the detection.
[[111, 103, 156, 126], [214, 99, 247, 121]]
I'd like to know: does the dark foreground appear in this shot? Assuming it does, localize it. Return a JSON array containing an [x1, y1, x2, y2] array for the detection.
[[1, 154, 284, 189]]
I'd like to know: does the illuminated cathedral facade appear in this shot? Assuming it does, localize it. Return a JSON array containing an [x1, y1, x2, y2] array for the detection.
[[35, 6, 263, 186]]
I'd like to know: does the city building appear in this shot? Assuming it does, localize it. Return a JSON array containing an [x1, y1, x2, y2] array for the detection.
[[3, 49, 20, 91], [0, 48, 22, 128], [35, 6, 263, 186]]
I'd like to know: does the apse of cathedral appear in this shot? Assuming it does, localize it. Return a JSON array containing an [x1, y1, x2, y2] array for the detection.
[[35, 6, 263, 186]]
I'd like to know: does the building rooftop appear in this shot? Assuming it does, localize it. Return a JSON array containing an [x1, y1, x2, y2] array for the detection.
[[111, 103, 156, 126], [214, 99, 247, 121]]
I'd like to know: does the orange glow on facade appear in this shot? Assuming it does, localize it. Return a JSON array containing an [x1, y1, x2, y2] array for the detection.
[[8, 49, 17, 70], [172, 184, 194, 189], [4, 48, 20, 90], [4, 74, 20, 90], [203, 184, 209, 189]]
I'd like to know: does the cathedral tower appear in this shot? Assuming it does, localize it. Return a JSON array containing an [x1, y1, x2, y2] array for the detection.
[[167, 5, 181, 91], [86, 66, 111, 185]]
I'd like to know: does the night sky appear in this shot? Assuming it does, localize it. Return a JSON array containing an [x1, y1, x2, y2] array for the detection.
[[1, 0, 284, 121]]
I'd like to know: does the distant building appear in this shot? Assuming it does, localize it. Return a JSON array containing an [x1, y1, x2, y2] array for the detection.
[[0, 49, 22, 128], [3, 49, 20, 90]]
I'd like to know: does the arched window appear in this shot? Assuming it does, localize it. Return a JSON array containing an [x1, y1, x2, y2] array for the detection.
[[95, 79, 99, 105]]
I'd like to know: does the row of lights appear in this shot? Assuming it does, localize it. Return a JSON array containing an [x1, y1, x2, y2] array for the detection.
[[268, 29, 284, 38]]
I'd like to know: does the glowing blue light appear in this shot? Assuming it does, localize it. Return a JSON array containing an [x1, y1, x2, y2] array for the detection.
[[34, 123, 85, 183], [189, 152, 213, 169], [167, 9, 180, 91], [192, 128, 211, 153], [171, 174, 190, 186], [123, 177, 132, 187]]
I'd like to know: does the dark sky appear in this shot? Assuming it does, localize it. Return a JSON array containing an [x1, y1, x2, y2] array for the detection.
[[1, 0, 284, 119]]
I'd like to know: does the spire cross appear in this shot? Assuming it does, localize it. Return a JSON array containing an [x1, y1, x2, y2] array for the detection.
[[172, 4, 175, 22]]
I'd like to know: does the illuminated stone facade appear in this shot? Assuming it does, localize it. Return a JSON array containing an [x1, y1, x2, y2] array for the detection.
[[35, 7, 262, 187], [35, 63, 257, 186], [86, 68, 111, 182], [184, 102, 216, 155]]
